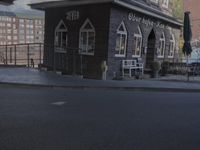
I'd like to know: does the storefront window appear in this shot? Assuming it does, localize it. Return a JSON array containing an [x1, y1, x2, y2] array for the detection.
[[133, 26, 142, 57], [168, 34, 175, 58], [115, 21, 127, 57], [54, 20, 68, 53], [158, 32, 165, 58], [79, 19, 95, 55]]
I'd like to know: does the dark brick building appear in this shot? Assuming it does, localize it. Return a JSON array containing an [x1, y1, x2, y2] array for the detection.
[[31, 0, 182, 79]]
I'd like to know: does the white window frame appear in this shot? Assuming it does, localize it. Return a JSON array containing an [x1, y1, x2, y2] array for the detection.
[[168, 34, 175, 58], [54, 20, 68, 53], [115, 21, 127, 57], [79, 18, 95, 56], [162, 0, 169, 8], [150, 0, 159, 4], [132, 26, 142, 58], [157, 32, 165, 58]]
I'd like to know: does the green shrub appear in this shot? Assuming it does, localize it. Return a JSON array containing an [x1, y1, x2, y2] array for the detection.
[[150, 61, 161, 72]]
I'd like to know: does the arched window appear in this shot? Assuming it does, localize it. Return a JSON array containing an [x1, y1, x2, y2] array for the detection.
[[158, 32, 165, 58], [133, 26, 142, 57], [79, 19, 95, 55], [162, 0, 169, 8], [150, 0, 158, 3], [115, 21, 127, 57], [168, 34, 175, 58], [54, 20, 68, 52]]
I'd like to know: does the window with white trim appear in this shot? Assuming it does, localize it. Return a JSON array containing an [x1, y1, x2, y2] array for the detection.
[[158, 32, 165, 58], [162, 0, 169, 8], [133, 26, 142, 57], [150, 0, 159, 4], [115, 21, 127, 57], [79, 19, 95, 55], [168, 34, 175, 58], [54, 20, 68, 53]]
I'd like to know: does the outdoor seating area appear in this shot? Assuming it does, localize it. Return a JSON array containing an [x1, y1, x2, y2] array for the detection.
[[122, 59, 144, 77]]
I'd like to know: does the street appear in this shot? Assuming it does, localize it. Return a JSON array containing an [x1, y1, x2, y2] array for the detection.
[[1, 85, 200, 150]]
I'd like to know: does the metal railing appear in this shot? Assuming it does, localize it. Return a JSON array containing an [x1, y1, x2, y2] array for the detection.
[[0, 43, 44, 68]]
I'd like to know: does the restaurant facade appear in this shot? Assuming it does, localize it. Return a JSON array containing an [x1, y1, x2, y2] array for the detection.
[[31, 0, 182, 79]]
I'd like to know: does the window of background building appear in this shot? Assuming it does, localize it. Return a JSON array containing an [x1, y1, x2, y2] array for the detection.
[[19, 30, 25, 34], [115, 21, 127, 57], [13, 24, 16, 29], [13, 36, 18, 40], [7, 17, 12, 22], [7, 36, 11, 40], [168, 33, 175, 58], [7, 29, 11, 34], [133, 26, 142, 57], [158, 32, 165, 58], [13, 30, 17, 34], [79, 19, 95, 55], [19, 19, 24, 23], [7, 23, 11, 27], [54, 20, 68, 52]]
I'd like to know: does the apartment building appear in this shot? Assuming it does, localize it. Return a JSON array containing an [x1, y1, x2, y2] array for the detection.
[[0, 11, 44, 45]]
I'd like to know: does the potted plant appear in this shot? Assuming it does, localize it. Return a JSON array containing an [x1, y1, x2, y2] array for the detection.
[[150, 61, 161, 78]]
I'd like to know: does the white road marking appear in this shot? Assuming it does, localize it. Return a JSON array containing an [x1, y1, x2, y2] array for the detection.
[[51, 101, 67, 106]]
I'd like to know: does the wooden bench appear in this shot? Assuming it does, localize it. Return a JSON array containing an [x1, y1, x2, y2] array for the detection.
[[122, 60, 144, 77]]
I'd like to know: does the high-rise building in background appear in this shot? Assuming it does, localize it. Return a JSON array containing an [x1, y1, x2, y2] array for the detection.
[[0, 11, 44, 46]]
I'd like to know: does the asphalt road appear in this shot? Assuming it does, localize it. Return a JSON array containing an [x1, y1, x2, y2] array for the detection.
[[1, 85, 200, 150]]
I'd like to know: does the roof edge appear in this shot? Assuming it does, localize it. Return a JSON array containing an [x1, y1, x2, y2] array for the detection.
[[29, 0, 114, 10], [114, 0, 182, 27]]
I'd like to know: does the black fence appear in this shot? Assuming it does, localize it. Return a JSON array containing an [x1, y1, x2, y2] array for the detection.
[[0, 43, 43, 68]]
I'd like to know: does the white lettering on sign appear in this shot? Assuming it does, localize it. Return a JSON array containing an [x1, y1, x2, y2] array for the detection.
[[128, 12, 165, 29], [66, 11, 80, 21]]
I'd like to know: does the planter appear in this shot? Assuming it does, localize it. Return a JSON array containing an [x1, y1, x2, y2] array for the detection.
[[150, 61, 161, 78]]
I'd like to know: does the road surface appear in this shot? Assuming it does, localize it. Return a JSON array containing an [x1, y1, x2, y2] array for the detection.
[[0, 85, 200, 150]]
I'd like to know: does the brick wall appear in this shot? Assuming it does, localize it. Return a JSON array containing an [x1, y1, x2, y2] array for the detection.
[[184, 0, 200, 41]]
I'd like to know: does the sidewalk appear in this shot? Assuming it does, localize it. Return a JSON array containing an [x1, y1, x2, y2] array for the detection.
[[1, 67, 200, 92]]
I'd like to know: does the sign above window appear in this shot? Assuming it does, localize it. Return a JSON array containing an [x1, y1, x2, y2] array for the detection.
[[66, 11, 80, 21], [128, 12, 165, 29]]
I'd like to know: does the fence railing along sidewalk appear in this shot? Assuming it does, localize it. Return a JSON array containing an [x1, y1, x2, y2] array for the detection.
[[0, 43, 44, 67]]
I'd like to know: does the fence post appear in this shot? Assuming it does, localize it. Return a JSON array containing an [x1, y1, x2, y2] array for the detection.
[[53, 46, 56, 72], [10, 47, 12, 63], [72, 48, 76, 75], [5, 45, 8, 65], [14, 45, 17, 66], [39, 43, 42, 65], [27, 44, 30, 67]]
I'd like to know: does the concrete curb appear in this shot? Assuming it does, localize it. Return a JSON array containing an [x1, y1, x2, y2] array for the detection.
[[1, 81, 200, 93]]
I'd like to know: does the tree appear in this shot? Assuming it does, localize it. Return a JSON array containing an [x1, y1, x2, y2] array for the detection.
[[171, 0, 184, 20]]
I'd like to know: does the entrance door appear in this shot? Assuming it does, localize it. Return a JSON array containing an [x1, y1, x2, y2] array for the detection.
[[146, 30, 156, 68]]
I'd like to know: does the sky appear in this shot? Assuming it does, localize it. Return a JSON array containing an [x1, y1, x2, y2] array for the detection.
[[0, 0, 61, 14]]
